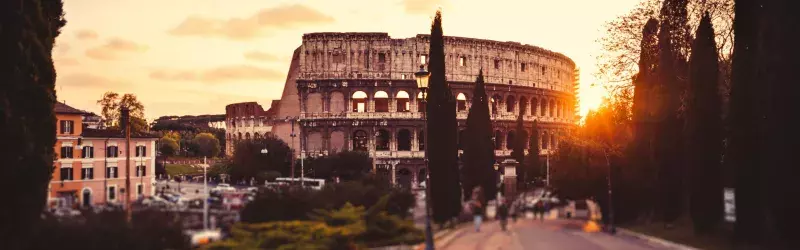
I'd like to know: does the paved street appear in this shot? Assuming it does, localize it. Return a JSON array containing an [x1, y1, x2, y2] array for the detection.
[[437, 219, 670, 250]]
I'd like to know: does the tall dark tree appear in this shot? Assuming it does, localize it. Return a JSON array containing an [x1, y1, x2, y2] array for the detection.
[[685, 13, 723, 234], [631, 18, 660, 220], [511, 105, 528, 190], [462, 70, 496, 202], [526, 120, 541, 183], [0, 1, 65, 249], [426, 10, 461, 223], [231, 136, 291, 183]]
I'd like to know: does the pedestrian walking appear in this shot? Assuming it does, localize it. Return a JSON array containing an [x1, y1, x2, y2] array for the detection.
[[497, 199, 509, 231], [470, 186, 485, 232]]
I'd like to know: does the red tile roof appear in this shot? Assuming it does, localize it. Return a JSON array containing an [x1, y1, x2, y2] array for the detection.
[[81, 128, 159, 139], [54, 101, 89, 115]]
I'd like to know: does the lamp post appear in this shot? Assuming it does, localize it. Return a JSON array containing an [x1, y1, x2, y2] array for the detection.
[[261, 148, 268, 185], [415, 65, 434, 250]]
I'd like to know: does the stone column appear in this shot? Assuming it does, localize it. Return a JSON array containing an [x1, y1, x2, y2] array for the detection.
[[391, 163, 396, 185], [412, 128, 419, 151]]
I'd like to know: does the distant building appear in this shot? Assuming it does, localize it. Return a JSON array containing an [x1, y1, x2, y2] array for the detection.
[[152, 114, 226, 131], [224, 101, 278, 155], [50, 102, 158, 208]]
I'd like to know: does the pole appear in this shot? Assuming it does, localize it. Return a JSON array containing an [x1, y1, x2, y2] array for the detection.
[[603, 149, 616, 234], [421, 88, 434, 250], [203, 156, 209, 230]]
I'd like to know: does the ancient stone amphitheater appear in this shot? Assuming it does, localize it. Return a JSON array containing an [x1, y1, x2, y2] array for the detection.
[[226, 32, 577, 188]]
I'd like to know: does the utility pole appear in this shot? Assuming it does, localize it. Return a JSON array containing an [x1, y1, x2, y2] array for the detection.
[[122, 106, 132, 222]]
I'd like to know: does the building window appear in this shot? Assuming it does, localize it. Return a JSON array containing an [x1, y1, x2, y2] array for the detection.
[[419, 54, 427, 65], [456, 93, 467, 112], [374, 91, 389, 112], [82, 146, 94, 158], [396, 91, 410, 112], [364, 51, 370, 69], [459, 56, 466, 67], [137, 184, 143, 197], [494, 59, 500, 69], [60, 120, 74, 134], [60, 146, 73, 159], [494, 130, 503, 150], [352, 91, 367, 112], [81, 167, 94, 180], [378, 53, 386, 63], [506, 96, 516, 113], [376, 129, 390, 151], [136, 165, 146, 177], [397, 129, 411, 151], [506, 131, 515, 150], [108, 186, 116, 201], [353, 130, 368, 151], [106, 166, 118, 179], [542, 66, 546, 75], [106, 146, 119, 158], [60, 167, 73, 181], [521, 63, 527, 72]]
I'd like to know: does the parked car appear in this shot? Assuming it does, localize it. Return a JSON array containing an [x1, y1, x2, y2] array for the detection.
[[212, 184, 236, 193], [564, 200, 590, 219]]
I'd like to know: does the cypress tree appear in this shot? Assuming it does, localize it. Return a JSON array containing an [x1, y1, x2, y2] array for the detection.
[[631, 18, 659, 218], [511, 105, 528, 190], [685, 13, 722, 234], [0, 0, 66, 249], [426, 10, 461, 223], [526, 120, 541, 183], [462, 69, 496, 202]]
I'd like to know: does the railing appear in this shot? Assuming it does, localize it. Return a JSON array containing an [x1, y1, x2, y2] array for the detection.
[[300, 111, 573, 124]]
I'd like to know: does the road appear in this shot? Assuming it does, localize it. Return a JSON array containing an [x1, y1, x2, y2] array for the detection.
[[437, 219, 670, 250]]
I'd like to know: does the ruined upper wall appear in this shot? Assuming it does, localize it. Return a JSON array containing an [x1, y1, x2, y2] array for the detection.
[[298, 32, 577, 94]]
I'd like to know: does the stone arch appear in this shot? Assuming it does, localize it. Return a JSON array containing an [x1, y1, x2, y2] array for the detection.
[[531, 98, 538, 116], [396, 91, 410, 112], [519, 96, 528, 115], [238, 132, 242, 140], [330, 91, 346, 114], [549, 99, 555, 117], [81, 187, 92, 207], [330, 130, 345, 153], [254, 132, 260, 139], [506, 95, 516, 113], [540, 99, 547, 116], [397, 129, 412, 151], [417, 92, 427, 112], [307, 93, 323, 113], [396, 167, 413, 189], [491, 94, 502, 115], [352, 91, 367, 112], [245, 132, 251, 140], [506, 130, 515, 150], [306, 131, 323, 151], [542, 131, 549, 149], [353, 130, 368, 151], [374, 91, 389, 112], [456, 93, 468, 112], [494, 130, 503, 150], [376, 129, 390, 151]]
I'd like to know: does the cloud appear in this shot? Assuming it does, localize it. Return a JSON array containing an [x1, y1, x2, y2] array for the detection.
[[85, 37, 148, 60], [169, 4, 334, 40], [56, 42, 70, 54], [75, 29, 98, 40], [243, 51, 286, 62], [150, 65, 284, 83], [58, 73, 131, 88], [403, 0, 447, 15], [55, 57, 79, 67]]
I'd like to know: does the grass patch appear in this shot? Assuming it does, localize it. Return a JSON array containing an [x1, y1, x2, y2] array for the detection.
[[165, 164, 200, 176]]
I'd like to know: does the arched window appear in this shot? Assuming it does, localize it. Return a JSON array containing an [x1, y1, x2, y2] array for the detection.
[[374, 91, 389, 112], [82, 189, 92, 207], [417, 92, 427, 113], [531, 98, 538, 116], [396, 91, 410, 112], [307, 93, 323, 113], [491, 95, 502, 115], [376, 129, 390, 151], [552, 133, 558, 149], [542, 131, 549, 149], [519, 96, 528, 115], [330, 92, 346, 113], [506, 131, 515, 150], [245, 132, 251, 140], [238, 132, 242, 140], [254, 132, 260, 139], [456, 93, 467, 112], [506, 95, 516, 113], [352, 91, 367, 112], [549, 100, 555, 117], [418, 130, 425, 150], [494, 130, 503, 150], [540, 99, 547, 116], [458, 129, 466, 150], [353, 130, 368, 151], [397, 129, 411, 151]]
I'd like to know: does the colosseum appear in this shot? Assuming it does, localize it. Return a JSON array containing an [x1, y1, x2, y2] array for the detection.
[[226, 32, 577, 188]]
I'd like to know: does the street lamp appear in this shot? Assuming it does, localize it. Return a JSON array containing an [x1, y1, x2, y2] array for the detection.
[[415, 64, 434, 250]]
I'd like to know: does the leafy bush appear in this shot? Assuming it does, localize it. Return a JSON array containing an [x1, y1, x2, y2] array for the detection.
[[240, 187, 315, 223]]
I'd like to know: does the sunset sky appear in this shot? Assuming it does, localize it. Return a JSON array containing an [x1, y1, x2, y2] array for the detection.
[[54, 0, 642, 120]]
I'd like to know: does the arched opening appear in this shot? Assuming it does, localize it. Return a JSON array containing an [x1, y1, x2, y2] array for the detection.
[[352, 91, 367, 112], [542, 131, 549, 149], [307, 132, 323, 151], [417, 92, 427, 112], [456, 93, 467, 112], [494, 130, 503, 150], [254, 132, 260, 139], [376, 129, 390, 151], [458, 129, 466, 150], [506, 130, 515, 150], [519, 96, 528, 115], [549, 100, 555, 117], [353, 130, 368, 151], [397, 168, 412, 189], [307, 93, 323, 113], [418, 168, 427, 184], [552, 133, 558, 149], [541, 99, 547, 116], [330, 92, 346, 114], [506, 95, 516, 113], [418, 130, 425, 150], [330, 131, 345, 153], [398, 129, 411, 151], [531, 98, 538, 116], [374, 91, 389, 112], [245, 132, 251, 140], [491, 94, 502, 115], [396, 91, 410, 112], [82, 189, 91, 207], [238, 132, 242, 140]]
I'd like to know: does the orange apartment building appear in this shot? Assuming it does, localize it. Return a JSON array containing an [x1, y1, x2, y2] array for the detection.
[[50, 102, 158, 208]]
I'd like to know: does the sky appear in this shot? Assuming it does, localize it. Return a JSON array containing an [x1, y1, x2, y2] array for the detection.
[[54, 0, 642, 120]]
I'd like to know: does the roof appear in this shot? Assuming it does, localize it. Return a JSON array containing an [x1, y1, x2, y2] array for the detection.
[[81, 128, 160, 139], [54, 102, 89, 115]]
